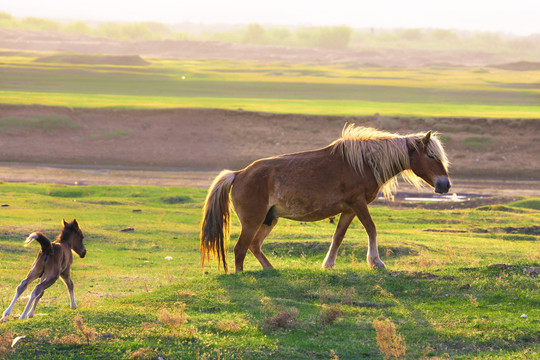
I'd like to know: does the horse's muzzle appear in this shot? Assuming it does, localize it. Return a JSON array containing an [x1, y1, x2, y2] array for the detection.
[[434, 177, 451, 194], [80, 250, 87, 258]]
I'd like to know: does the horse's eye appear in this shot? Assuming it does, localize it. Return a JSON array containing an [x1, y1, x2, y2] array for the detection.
[[427, 154, 435, 160]]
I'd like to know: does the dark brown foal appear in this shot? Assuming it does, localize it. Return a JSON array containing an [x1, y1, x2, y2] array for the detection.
[[1, 219, 86, 321]]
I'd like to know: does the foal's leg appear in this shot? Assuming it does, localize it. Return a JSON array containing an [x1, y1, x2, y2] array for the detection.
[[2, 269, 41, 321], [20, 274, 59, 320], [249, 218, 278, 270], [322, 211, 355, 269], [27, 288, 45, 318], [60, 271, 77, 310], [350, 201, 385, 269]]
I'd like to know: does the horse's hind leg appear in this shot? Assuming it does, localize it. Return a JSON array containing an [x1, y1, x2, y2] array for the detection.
[[249, 218, 278, 270], [20, 274, 58, 320], [2, 268, 41, 321], [322, 211, 355, 269], [234, 223, 261, 273]]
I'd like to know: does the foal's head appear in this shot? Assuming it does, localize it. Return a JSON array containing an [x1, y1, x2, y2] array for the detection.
[[62, 219, 86, 258], [408, 132, 451, 194]]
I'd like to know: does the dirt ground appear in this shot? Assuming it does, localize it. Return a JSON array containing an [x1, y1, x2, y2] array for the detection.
[[0, 104, 539, 193]]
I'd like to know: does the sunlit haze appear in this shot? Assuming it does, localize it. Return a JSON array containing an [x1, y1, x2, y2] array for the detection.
[[1, 0, 539, 35]]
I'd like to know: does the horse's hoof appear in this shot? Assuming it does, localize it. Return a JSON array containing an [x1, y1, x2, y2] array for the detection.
[[368, 258, 386, 269], [0, 316, 9, 323]]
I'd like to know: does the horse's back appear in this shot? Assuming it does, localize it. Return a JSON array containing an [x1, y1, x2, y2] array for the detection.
[[231, 147, 367, 222]]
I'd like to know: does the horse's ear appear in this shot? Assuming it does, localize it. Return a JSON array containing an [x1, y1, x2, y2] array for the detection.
[[72, 219, 79, 228], [423, 131, 432, 146], [62, 218, 68, 227]]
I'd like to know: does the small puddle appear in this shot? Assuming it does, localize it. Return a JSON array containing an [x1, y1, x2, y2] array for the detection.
[[396, 192, 489, 203]]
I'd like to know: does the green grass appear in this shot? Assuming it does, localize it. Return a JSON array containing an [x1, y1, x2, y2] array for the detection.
[[463, 136, 498, 151], [0, 115, 80, 135], [0, 183, 538, 359], [1, 52, 539, 118]]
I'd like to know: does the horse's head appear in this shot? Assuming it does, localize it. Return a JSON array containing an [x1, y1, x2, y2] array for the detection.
[[408, 132, 451, 194], [62, 219, 86, 258]]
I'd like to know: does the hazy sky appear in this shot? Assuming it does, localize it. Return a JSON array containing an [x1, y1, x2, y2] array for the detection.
[[1, 0, 539, 35]]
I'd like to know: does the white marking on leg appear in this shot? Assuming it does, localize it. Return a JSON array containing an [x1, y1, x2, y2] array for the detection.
[[69, 289, 77, 310], [2, 280, 28, 320], [19, 291, 37, 320]]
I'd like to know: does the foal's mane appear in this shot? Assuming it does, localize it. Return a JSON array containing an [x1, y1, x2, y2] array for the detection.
[[331, 124, 448, 199]]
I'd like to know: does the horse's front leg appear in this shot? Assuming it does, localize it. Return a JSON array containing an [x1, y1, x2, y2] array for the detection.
[[350, 201, 385, 269], [322, 211, 355, 269]]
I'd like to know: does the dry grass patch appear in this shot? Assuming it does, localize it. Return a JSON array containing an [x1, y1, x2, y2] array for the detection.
[[215, 318, 247, 332], [158, 306, 188, 327], [373, 317, 407, 360], [127, 347, 155, 359], [0, 331, 13, 356], [74, 314, 97, 343], [53, 334, 80, 345], [266, 308, 298, 329], [318, 304, 343, 326]]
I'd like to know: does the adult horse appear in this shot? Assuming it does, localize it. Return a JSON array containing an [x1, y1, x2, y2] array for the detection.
[[201, 124, 450, 273]]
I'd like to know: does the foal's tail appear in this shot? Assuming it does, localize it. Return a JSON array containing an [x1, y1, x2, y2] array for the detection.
[[200, 170, 236, 273], [24, 232, 54, 258]]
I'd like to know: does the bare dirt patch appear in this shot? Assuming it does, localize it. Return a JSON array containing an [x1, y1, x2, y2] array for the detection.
[[1, 105, 538, 181]]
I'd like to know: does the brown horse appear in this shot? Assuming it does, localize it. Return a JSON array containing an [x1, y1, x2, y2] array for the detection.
[[201, 125, 450, 273], [1, 219, 86, 321]]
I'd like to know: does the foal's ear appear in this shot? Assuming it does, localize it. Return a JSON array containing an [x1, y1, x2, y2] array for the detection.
[[62, 218, 68, 227], [422, 131, 432, 146], [72, 219, 79, 228]]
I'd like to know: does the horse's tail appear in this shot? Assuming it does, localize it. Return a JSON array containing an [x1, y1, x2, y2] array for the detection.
[[200, 170, 236, 273], [24, 232, 54, 257]]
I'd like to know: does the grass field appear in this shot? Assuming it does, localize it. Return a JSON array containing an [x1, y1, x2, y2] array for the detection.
[[0, 183, 538, 359], [1, 52, 539, 118]]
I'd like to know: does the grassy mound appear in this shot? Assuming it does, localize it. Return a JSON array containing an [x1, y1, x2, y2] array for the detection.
[[508, 197, 540, 210], [34, 53, 150, 66], [490, 61, 540, 71]]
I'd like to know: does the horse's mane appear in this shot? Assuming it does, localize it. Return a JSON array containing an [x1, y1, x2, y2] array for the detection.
[[331, 124, 449, 199]]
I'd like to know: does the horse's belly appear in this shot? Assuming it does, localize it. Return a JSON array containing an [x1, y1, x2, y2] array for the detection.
[[274, 200, 345, 222]]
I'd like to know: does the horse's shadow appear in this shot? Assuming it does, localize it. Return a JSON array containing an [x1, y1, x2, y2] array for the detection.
[[213, 264, 528, 359]]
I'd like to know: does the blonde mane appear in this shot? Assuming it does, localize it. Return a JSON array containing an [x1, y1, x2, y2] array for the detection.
[[331, 124, 449, 200]]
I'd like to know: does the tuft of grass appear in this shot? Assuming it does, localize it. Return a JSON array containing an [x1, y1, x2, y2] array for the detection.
[[127, 347, 155, 360], [318, 304, 343, 326], [463, 136, 497, 150], [158, 304, 188, 328], [266, 307, 298, 329], [161, 195, 194, 204], [373, 317, 407, 360], [74, 315, 97, 344], [105, 130, 127, 139], [53, 334, 80, 345], [0, 115, 80, 134], [215, 318, 246, 333]]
